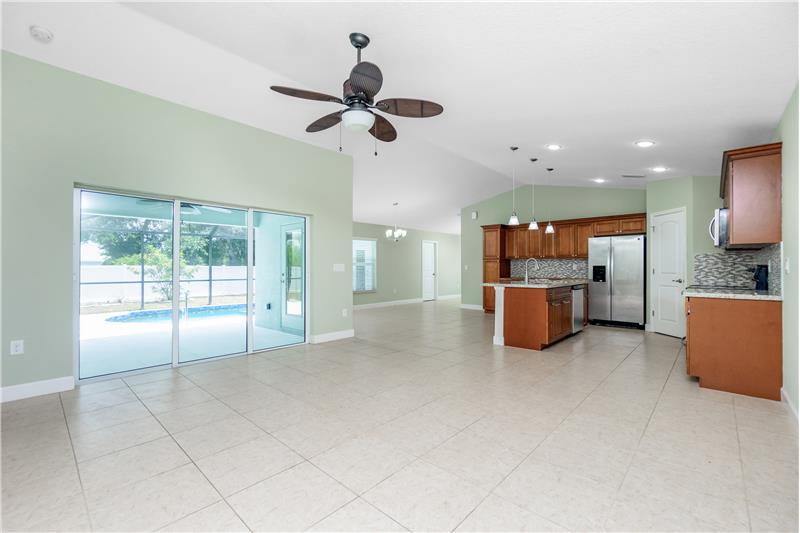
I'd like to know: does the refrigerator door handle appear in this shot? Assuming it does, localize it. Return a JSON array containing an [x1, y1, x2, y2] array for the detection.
[[609, 240, 614, 320]]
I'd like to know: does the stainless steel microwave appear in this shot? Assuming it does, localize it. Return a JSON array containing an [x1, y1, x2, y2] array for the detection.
[[708, 208, 729, 247]]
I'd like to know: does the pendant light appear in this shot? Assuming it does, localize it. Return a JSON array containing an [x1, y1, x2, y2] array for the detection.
[[528, 158, 539, 230], [508, 146, 520, 225], [545, 221, 555, 234], [385, 202, 408, 242]]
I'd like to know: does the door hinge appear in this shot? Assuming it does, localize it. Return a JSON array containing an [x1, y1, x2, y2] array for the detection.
[[651, 309, 655, 316]]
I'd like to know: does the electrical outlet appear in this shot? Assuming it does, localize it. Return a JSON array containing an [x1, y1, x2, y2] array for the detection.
[[342, 308, 348, 317], [786, 257, 791, 274], [9, 340, 24, 356]]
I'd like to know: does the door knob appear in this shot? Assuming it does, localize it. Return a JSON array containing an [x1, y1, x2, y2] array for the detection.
[[672, 278, 684, 283]]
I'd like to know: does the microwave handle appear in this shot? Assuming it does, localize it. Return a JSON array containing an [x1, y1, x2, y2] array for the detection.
[[708, 215, 717, 245]]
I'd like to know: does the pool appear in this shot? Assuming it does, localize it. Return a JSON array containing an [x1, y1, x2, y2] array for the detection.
[[107, 303, 247, 323]]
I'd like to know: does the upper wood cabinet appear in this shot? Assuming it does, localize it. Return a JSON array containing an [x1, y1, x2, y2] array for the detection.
[[620, 217, 646, 234], [504, 228, 517, 259], [554, 223, 575, 258], [515, 228, 530, 258], [483, 225, 503, 259], [529, 227, 542, 258], [594, 219, 619, 235], [721, 143, 782, 247], [575, 223, 594, 257]]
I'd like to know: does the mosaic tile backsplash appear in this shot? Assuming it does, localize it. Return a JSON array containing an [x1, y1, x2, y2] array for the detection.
[[511, 258, 588, 279], [693, 243, 782, 295]]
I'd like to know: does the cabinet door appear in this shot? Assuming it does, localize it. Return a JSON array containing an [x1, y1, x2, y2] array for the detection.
[[542, 231, 556, 258], [619, 217, 646, 234], [505, 228, 517, 259], [594, 219, 619, 235], [483, 260, 500, 282], [561, 297, 573, 335], [516, 228, 530, 258], [575, 223, 593, 257], [547, 300, 561, 341], [529, 228, 542, 258], [483, 228, 501, 258], [483, 286, 495, 312], [685, 298, 692, 374], [554, 224, 576, 258], [729, 154, 782, 245]]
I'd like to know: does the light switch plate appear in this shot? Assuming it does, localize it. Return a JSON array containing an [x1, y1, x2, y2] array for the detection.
[[471, 211, 478, 220], [10, 340, 24, 355], [333, 263, 345, 272]]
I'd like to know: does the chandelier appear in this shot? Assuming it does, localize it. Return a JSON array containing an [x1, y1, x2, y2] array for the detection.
[[385, 202, 408, 242]]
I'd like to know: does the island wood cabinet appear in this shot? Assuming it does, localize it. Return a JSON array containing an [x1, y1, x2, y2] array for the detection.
[[685, 296, 782, 400], [720, 143, 782, 247], [503, 286, 577, 349]]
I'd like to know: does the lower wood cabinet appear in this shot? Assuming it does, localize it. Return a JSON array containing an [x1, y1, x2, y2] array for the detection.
[[686, 296, 782, 400]]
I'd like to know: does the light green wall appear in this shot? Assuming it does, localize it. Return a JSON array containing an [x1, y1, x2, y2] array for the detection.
[[2, 52, 354, 387], [774, 86, 798, 412], [460, 185, 647, 306], [644, 175, 723, 317], [352, 222, 460, 306]]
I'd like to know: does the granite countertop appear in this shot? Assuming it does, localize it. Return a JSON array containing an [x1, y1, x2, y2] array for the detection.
[[483, 278, 589, 289], [683, 287, 782, 301]]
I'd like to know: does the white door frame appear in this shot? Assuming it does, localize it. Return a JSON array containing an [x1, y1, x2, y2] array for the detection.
[[421, 240, 438, 301], [649, 206, 687, 337], [73, 186, 311, 384]]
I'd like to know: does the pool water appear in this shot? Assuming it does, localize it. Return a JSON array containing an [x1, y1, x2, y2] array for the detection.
[[107, 304, 246, 322]]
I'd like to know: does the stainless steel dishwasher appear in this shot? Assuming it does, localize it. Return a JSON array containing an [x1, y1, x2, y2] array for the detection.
[[572, 285, 585, 333]]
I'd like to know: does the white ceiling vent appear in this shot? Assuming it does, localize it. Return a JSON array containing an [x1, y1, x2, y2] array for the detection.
[[621, 174, 646, 179]]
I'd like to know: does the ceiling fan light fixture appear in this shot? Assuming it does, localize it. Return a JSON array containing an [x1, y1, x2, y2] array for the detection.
[[342, 109, 375, 131]]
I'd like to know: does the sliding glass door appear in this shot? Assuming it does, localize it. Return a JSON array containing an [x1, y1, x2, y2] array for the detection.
[[252, 211, 306, 351], [178, 203, 248, 362], [78, 191, 174, 379], [77, 190, 306, 379]]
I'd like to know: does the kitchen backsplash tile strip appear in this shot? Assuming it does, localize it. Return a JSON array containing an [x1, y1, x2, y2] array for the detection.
[[693, 243, 782, 295], [511, 258, 588, 279]]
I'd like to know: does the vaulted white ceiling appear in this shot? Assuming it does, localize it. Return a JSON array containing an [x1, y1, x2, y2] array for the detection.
[[3, 2, 797, 234]]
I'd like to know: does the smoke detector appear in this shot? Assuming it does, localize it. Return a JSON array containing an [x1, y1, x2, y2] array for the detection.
[[29, 25, 54, 44]]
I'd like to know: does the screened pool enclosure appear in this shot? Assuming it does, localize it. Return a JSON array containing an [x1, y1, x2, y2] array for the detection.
[[77, 189, 306, 379]]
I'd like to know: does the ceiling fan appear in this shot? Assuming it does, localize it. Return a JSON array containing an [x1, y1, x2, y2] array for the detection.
[[270, 32, 443, 143]]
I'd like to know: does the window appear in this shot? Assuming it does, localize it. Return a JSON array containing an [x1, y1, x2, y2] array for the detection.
[[353, 239, 376, 292]]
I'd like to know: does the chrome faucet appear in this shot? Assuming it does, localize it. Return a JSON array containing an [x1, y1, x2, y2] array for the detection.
[[524, 257, 540, 284]]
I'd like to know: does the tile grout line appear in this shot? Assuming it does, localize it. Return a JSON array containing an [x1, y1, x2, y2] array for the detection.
[[125, 382, 255, 532], [732, 404, 755, 532], [451, 338, 647, 532], [58, 390, 98, 532]]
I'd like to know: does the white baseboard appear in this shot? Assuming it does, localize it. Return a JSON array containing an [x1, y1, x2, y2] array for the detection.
[[645, 323, 654, 332], [310, 329, 355, 344], [1, 376, 74, 403], [354, 298, 422, 310], [781, 387, 798, 421], [438, 294, 460, 300], [460, 304, 483, 311]]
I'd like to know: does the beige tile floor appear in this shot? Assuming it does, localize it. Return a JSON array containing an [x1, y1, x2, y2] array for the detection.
[[2, 299, 797, 532]]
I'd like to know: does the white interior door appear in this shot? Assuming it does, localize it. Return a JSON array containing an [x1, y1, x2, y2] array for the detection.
[[422, 241, 437, 301], [651, 209, 686, 337]]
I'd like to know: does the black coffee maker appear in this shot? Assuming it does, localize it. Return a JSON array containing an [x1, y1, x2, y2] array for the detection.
[[752, 264, 769, 291]]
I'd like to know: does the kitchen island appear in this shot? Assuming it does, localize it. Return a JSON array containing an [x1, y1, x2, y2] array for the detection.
[[484, 279, 589, 350]]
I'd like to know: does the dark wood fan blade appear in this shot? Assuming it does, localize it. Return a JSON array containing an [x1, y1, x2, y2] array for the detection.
[[270, 86, 342, 104], [349, 62, 383, 98], [376, 98, 443, 118], [306, 111, 343, 133], [369, 114, 397, 142]]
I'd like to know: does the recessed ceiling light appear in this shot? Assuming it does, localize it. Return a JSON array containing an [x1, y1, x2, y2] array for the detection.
[[546, 144, 562, 151], [592, 178, 606, 183], [29, 25, 54, 44], [635, 140, 655, 148], [652, 166, 668, 173]]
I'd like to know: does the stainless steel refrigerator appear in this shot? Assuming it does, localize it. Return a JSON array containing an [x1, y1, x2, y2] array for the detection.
[[588, 235, 645, 327]]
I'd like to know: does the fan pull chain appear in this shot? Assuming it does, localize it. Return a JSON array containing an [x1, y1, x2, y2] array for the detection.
[[374, 134, 378, 157], [338, 122, 342, 153]]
